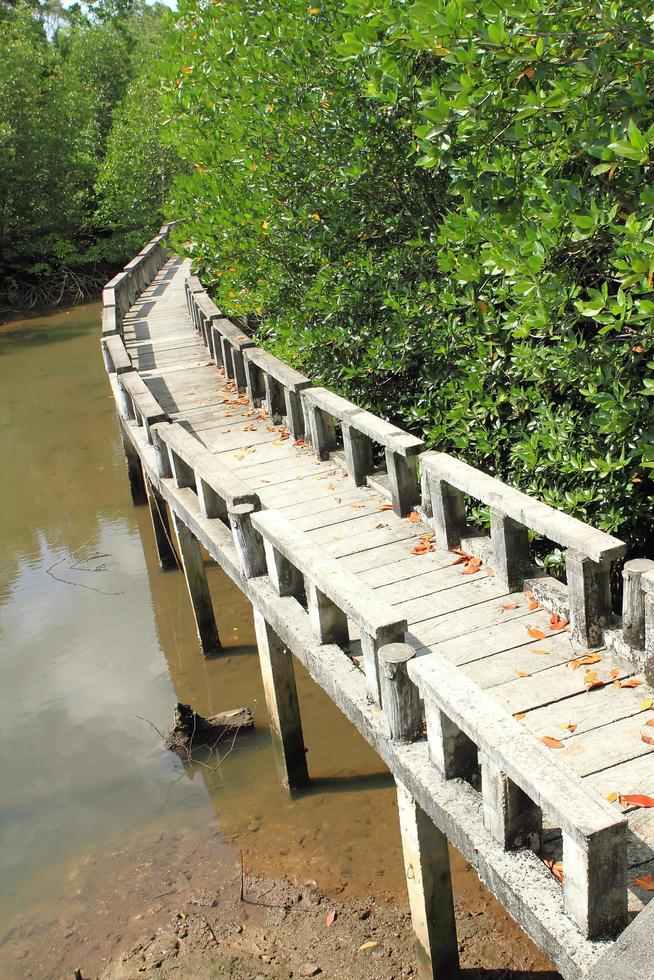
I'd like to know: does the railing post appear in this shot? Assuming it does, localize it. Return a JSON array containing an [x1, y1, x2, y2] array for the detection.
[[424, 699, 477, 779], [221, 337, 234, 379], [245, 359, 264, 407], [385, 448, 419, 517], [167, 447, 196, 491], [229, 503, 267, 578], [427, 478, 466, 550], [151, 425, 172, 479], [197, 477, 227, 521], [253, 609, 309, 791], [395, 779, 459, 979], [263, 372, 285, 423], [263, 541, 305, 599], [565, 550, 611, 647], [231, 347, 248, 393], [343, 424, 374, 487], [379, 643, 422, 742], [360, 624, 405, 706], [480, 753, 542, 850], [490, 508, 530, 591], [305, 582, 349, 645], [622, 559, 654, 650], [284, 389, 305, 440], [307, 405, 336, 460], [562, 825, 627, 939]]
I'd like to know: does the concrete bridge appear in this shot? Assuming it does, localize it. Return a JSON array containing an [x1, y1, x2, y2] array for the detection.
[[101, 228, 654, 979]]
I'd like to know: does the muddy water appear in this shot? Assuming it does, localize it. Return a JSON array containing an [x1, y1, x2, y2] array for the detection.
[[0, 304, 556, 978]]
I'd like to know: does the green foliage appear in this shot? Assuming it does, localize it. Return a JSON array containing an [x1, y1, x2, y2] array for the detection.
[[0, 0, 177, 296], [162, 0, 654, 553]]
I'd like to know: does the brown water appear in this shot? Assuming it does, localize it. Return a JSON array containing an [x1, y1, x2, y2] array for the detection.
[[0, 304, 556, 978]]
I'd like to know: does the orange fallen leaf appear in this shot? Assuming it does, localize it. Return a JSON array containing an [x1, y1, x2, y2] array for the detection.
[[645, 718, 654, 727], [407, 511, 421, 523], [621, 793, 654, 808], [501, 602, 519, 611], [350, 503, 364, 509], [610, 668, 620, 679], [549, 615, 569, 631], [622, 678, 644, 688], [516, 671, 531, 678], [607, 791, 619, 803], [527, 627, 546, 640], [545, 860, 564, 884], [524, 588, 534, 599], [528, 600, 539, 611], [558, 723, 577, 732], [571, 654, 602, 670], [541, 736, 564, 749], [634, 874, 654, 891], [586, 680, 606, 692], [379, 503, 394, 511], [641, 733, 654, 747], [411, 543, 435, 555], [293, 438, 305, 447], [513, 712, 525, 720]]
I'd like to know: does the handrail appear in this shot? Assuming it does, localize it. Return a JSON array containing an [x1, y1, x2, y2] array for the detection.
[[420, 451, 626, 646], [408, 651, 627, 940], [251, 508, 407, 703]]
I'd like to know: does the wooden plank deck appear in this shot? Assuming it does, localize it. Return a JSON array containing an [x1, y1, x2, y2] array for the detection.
[[116, 253, 654, 976]]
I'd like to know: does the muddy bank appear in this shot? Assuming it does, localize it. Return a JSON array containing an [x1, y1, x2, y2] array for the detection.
[[1, 810, 560, 980]]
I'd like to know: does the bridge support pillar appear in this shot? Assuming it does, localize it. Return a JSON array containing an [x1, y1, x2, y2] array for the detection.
[[253, 609, 309, 791], [120, 423, 146, 506], [395, 779, 459, 979], [146, 479, 178, 569], [172, 514, 221, 656]]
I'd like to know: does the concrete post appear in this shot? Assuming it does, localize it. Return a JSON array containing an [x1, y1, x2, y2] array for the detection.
[[490, 509, 530, 592], [385, 448, 419, 517], [145, 480, 178, 569], [562, 824, 627, 939], [428, 478, 466, 550], [253, 609, 309, 791], [308, 405, 336, 460], [395, 779, 459, 979], [120, 424, 146, 506], [263, 540, 305, 599], [360, 625, 405, 706], [379, 643, 422, 743], [480, 753, 542, 851], [343, 424, 374, 486], [172, 513, 221, 656], [305, 582, 349, 645], [622, 559, 654, 650], [284, 389, 305, 440], [229, 503, 267, 579], [565, 549, 611, 647], [424, 700, 477, 779]]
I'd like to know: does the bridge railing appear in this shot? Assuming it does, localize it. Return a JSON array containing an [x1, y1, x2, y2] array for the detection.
[[419, 452, 626, 646], [243, 348, 312, 440], [407, 649, 627, 940], [185, 285, 257, 391], [250, 509, 407, 704], [102, 224, 174, 337], [151, 421, 267, 579], [300, 386, 425, 516]]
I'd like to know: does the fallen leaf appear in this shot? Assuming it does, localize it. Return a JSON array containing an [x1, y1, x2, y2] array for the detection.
[[530, 648, 548, 655], [350, 503, 365, 509], [524, 588, 534, 599], [545, 860, 565, 884], [621, 793, 654, 808], [610, 668, 620, 679], [411, 542, 435, 555], [606, 791, 619, 803], [516, 670, 531, 678], [622, 678, 644, 688], [501, 602, 519, 611], [528, 600, 540, 611], [293, 439, 305, 447], [639, 699, 653, 712], [541, 736, 564, 749], [586, 680, 606, 692], [513, 712, 525, 720], [379, 503, 394, 511], [407, 511, 421, 523], [641, 733, 654, 747], [358, 941, 379, 952], [558, 723, 577, 732], [645, 718, 654, 727], [271, 439, 287, 446], [634, 874, 654, 891], [570, 653, 602, 670], [527, 627, 546, 640], [549, 615, 569, 631], [325, 910, 337, 927]]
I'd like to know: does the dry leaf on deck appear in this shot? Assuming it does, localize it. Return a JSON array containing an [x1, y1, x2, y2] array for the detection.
[[622, 678, 644, 688], [541, 736, 564, 749], [407, 511, 421, 523], [501, 602, 519, 611], [621, 793, 654, 808], [634, 874, 654, 891], [527, 627, 546, 640]]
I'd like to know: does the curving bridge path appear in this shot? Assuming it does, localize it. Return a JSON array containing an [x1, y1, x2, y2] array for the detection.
[[101, 228, 654, 980]]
